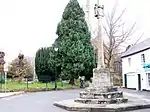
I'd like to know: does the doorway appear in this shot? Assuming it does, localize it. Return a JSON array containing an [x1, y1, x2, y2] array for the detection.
[[124, 74, 127, 88], [137, 74, 141, 90]]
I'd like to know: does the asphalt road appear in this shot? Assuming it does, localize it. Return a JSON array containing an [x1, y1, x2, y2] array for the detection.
[[0, 89, 150, 112]]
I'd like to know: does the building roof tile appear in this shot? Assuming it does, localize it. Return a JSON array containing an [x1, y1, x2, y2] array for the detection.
[[121, 38, 150, 58]]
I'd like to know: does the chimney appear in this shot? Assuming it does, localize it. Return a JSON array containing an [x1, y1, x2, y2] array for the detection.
[[126, 45, 132, 51]]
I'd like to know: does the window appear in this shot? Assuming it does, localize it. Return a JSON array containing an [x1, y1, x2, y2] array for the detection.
[[147, 73, 150, 86], [141, 54, 145, 64], [128, 58, 131, 66]]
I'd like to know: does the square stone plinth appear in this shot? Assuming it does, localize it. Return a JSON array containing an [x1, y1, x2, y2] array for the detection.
[[92, 68, 111, 88], [54, 99, 150, 112]]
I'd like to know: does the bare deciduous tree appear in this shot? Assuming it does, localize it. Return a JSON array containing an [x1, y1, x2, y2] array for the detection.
[[103, 3, 137, 69]]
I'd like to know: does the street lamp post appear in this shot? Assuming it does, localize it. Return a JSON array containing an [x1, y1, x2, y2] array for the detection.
[[54, 47, 58, 90], [4, 68, 8, 93], [0, 51, 5, 89], [94, 0, 105, 68]]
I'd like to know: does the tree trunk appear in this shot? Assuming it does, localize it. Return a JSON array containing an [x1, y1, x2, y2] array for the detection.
[[45, 83, 48, 89], [18, 75, 22, 83], [69, 78, 75, 86], [107, 51, 112, 69]]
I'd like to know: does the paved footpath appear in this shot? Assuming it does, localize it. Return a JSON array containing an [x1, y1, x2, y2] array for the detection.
[[0, 89, 150, 112], [119, 88, 150, 112], [0, 91, 24, 98]]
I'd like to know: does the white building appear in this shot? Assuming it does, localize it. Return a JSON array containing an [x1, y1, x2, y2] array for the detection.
[[121, 38, 150, 91]]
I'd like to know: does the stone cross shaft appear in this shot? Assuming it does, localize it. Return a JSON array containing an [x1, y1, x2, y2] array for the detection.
[[94, 0, 105, 69]]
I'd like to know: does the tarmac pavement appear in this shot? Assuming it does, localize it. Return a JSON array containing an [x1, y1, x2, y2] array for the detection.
[[0, 88, 150, 112]]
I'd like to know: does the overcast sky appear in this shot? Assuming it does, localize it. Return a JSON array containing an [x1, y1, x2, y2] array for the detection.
[[0, 0, 149, 63]]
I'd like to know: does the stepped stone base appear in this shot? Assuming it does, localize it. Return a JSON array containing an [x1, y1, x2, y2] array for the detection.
[[74, 68, 128, 105], [80, 86, 121, 99], [54, 68, 130, 111], [75, 86, 128, 104], [75, 97, 128, 104], [54, 98, 150, 112]]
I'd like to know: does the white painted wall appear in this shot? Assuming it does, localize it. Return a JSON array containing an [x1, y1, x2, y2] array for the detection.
[[122, 49, 150, 90]]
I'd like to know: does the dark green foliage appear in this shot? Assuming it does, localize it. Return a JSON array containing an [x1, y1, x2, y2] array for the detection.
[[55, 0, 96, 83], [35, 47, 54, 83], [47, 46, 59, 81], [35, 0, 96, 84]]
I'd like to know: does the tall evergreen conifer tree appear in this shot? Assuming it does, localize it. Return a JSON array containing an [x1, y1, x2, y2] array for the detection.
[[56, 0, 96, 85]]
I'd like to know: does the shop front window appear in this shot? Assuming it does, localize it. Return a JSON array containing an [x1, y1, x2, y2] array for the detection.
[[147, 73, 150, 86], [141, 54, 145, 64]]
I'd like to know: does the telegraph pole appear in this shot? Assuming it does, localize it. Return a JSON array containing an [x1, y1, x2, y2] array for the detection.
[[94, 0, 105, 68]]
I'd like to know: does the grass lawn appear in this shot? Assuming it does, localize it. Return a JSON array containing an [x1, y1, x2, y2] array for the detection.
[[0, 80, 80, 91]]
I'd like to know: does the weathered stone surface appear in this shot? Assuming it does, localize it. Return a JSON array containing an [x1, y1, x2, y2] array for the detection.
[[54, 67, 129, 112], [75, 68, 128, 106], [75, 97, 128, 104], [79, 91, 123, 100], [92, 68, 111, 89], [54, 99, 150, 112]]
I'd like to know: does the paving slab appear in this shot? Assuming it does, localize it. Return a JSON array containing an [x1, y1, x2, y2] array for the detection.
[[54, 91, 150, 112], [0, 91, 24, 98]]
